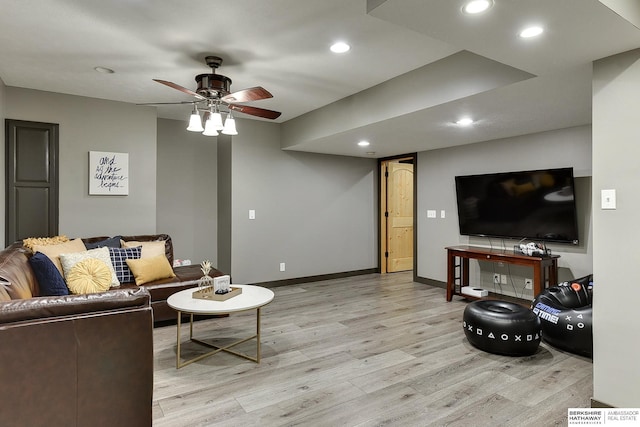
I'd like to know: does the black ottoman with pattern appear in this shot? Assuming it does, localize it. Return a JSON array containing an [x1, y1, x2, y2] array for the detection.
[[531, 274, 593, 358], [463, 300, 542, 356]]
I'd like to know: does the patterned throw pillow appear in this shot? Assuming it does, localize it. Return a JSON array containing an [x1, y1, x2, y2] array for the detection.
[[65, 258, 112, 294], [23, 235, 70, 252], [59, 246, 120, 288], [28, 252, 70, 296], [108, 246, 142, 283]]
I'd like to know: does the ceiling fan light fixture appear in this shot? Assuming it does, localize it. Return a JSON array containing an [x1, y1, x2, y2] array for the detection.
[[210, 111, 224, 130], [187, 107, 204, 132], [202, 116, 219, 136], [221, 113, 238, 135]]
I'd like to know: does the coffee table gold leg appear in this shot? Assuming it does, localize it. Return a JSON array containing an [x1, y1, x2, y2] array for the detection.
[[256, 307, 261, 363], [176, 310, 182, 369], [189, 313, 194, 339], [175, 307, 264, 368]]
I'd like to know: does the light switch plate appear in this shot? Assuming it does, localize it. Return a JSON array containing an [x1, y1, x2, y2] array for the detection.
[[249, 209, 256, 219], [427, 210, 436, 218], [601, 189, 616, 210]]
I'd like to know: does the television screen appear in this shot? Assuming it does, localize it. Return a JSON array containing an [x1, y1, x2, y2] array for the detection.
[[454, 168, 579, 244]]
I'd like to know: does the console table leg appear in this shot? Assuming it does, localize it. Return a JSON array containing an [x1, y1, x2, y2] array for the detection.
[[533, 263, 542, 298], [446, 252, 454, 301], [550, 259, 558, 287]]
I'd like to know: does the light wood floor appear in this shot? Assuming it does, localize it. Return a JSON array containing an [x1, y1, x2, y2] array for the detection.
[[152, 272, 593, 427]]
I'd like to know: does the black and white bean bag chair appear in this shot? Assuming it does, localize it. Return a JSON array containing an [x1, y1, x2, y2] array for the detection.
[[531, 274, 593, 358], [463, 300, 542, 356]]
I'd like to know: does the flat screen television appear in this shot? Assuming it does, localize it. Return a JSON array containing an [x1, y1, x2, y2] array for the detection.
[[454, 167, 579, 244]]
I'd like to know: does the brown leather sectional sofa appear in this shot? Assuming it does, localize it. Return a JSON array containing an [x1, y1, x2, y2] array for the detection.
[[0, 233, 225, 426], [0, 288, 154, 426], [0, 233, 225, 323]]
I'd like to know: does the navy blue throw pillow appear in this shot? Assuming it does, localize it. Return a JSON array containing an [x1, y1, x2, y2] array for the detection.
[[85, 235, 122, 250], [108, 246, 142, 283], [28, 252, 69, 296]]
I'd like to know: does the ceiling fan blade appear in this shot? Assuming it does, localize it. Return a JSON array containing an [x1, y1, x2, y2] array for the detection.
[[222, 86, 273, 103], [153, 79, 206, 100], [228, 104, 281, 119]]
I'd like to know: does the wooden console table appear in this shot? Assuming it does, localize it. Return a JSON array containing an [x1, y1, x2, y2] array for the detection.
[[446, 245, 559, 301]]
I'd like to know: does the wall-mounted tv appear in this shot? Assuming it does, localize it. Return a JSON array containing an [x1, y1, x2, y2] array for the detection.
[[454, 167, 579, 244]]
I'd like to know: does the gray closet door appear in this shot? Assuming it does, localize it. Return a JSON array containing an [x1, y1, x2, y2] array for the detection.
[[5, 119, 59, 245]]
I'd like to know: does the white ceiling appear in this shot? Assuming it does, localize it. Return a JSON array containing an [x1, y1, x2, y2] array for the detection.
[[1, 0, 639, 158]]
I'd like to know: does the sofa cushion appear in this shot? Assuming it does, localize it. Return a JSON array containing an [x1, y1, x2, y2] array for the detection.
[[121, 240, 166, 259], [65, 258, 112, 294], [59, 247, 120, 288], [32, 238, 87, 274], [126, 255, 176, 286], [85, 235, 122, 250], [27, 252, 69, 296], [109, 246, 142, 283]]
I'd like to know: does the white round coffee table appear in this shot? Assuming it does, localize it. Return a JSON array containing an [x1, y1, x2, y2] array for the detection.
[[167, 284, 274, 368]]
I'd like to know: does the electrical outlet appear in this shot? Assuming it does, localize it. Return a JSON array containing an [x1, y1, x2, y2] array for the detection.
[[279, 262, 286, 272], [501, 274, 508, 285], [524, 278, 533, 289], [493, 273, 500, 284]]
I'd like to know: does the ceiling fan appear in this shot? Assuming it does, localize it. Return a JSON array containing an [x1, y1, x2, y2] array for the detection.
[[141, 55, 281, 135]]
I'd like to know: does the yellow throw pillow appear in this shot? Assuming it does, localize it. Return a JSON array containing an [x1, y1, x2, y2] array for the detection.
[[121, 240, 166, 259], [65, 258, 112, 294], [59, 246, 120, 288], [32, 238, 87, 274], [126, 255, 176, 286], [23, 235, 70, 252]]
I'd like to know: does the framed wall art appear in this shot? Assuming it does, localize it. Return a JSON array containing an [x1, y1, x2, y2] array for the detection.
[[89, 151, 129, 195]]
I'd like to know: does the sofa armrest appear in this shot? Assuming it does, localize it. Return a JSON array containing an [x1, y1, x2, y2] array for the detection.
[[0, 287, 151, 325]]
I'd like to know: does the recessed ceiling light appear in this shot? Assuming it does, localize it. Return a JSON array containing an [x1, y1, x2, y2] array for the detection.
[[519, 26, 544, 38], [456, 117, 474, 126], [462, 0, 493, 15], [94, 66, 115, 74], [358, 140, 370, 147], [330, 42, 351, 53]]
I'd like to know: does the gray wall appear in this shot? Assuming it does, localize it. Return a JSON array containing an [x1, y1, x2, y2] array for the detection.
[[592, 49, 640, 407], [217, 135, 232, 274], [5, 87, 158, 238], [416, 125, 593, 299], [229, 119, 378, 284], [156, 118, 218, 264]]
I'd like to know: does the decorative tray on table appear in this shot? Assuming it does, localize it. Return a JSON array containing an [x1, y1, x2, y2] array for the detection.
[[192, 285, 242, 301], [192, 264, 240, 301]]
